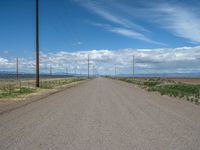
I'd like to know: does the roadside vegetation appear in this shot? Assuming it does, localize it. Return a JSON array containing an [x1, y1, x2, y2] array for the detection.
[[116, 77, 200, 105], [0, 77, 87, 99]]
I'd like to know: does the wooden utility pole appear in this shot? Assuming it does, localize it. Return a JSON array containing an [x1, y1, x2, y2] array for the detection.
[[133, 55, 135, 77], [16, 57, 19, 80], [93, 65, 95, 77], [75, 66, 77, 76], [79, 70, 81, 77], [88, 54, 90, 78], [46, 65, 48, 78], [50, 65, 52, 77], [35, 0, 40, 87], [115, 66, 116, 77], [66, 67, 68, 76]]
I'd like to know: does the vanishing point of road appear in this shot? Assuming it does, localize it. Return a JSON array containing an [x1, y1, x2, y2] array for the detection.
[[0, 78, 200, 150]]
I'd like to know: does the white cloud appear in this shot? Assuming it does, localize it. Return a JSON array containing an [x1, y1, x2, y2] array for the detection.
[[76, 0, 200, 44], [72, 41, 83, 46], [77, 41, 83, 45], [116, 1, 200, 43], [73, 0, 164, 45], [89, 22, 165, 45], [154, 4, 200, 43], [1, 46, 200, 74], [110, 28, 145, 39], [79, 1, 144, 30], [109, 27, 165, 45], [0, 58, 9, 65]]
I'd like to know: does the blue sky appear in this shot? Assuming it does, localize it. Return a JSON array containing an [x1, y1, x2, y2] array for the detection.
[[0, 0, 200, 75]]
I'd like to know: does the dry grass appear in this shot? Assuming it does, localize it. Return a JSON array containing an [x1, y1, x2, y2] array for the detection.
[[0, 77, 88, 101]]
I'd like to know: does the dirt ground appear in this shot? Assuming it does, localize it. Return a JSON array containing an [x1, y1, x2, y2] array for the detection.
[[0, 78, 200, 150]]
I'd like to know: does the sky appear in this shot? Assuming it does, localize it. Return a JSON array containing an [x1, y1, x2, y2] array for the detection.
[[0, 0, 200, 75]]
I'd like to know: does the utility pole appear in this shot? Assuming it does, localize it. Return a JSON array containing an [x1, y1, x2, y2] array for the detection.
[[79, 70, 81, 77], [88, 54, 90, 78], [16, 57, 19, 80], [75, 66, 77, 76], [66, 67, 68, 76], [133, 55, 135, 77], [93, 65, 95, 77], [46, 65, 48, 78], [50, 65, 52, 77], [115, 66, 116, 77], [35, 0, 40, 87]]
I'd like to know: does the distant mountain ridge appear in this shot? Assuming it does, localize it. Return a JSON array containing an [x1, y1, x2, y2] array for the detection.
[[0, 71, 200, 78], [118, 73, 200, 77]]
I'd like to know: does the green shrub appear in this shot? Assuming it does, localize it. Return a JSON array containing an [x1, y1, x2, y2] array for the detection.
[[144, 81, 160, 87], [194, 98, 199, 104], [186, 96, 190, 101], [118, 77, 200, 105], [179, 93, 184, 98]]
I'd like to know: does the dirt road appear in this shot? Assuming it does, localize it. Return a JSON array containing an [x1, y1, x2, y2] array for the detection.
[[0, 78, 200, 150]]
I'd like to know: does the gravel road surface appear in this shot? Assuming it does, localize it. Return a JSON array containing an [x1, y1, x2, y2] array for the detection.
[[0, 77, 200, 150]]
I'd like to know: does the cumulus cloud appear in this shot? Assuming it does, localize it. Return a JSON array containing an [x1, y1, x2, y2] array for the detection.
[[0, 46, 200, 75], [0, 58, 9, 66]]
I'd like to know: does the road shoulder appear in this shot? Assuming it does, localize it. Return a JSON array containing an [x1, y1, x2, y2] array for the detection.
[[0, 79, 90, 115]]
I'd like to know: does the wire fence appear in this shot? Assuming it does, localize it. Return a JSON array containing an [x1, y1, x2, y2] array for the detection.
[[0, 76, 86, 99]]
